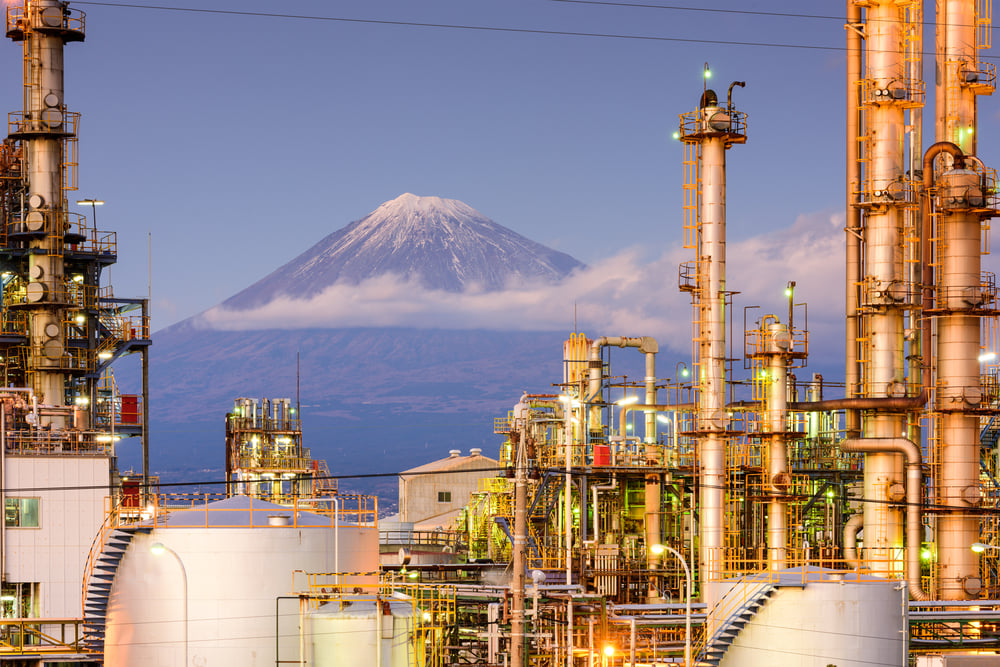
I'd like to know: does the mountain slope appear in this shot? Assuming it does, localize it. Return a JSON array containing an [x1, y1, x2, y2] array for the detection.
[[223, 193, 584, 310]]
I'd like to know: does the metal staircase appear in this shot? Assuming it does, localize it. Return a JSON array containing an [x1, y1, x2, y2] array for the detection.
[[696, 583, 776, 667], [82, 524, 151, 654]]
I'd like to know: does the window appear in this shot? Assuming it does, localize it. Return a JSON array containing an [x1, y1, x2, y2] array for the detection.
[[5, 498, 38, 528], [437, 491, 452, 503]]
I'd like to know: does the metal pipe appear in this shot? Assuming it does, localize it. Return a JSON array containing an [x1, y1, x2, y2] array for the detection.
[[927, 137, 983, 599], [845, 0, 864, 437], [843, 513, 864, 568], [764, 322, 789, 571], [586, 336, 662, 594], [859, 0, 912, 577], [699, 128, 728, 593], [591, 479, 617, 545], [142, 299, 150, 504], [840, 438, 930, 600], [511, 430, 527, 667]]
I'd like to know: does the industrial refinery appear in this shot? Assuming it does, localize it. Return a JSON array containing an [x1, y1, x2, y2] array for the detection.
[[1, 0, 1000, 666]]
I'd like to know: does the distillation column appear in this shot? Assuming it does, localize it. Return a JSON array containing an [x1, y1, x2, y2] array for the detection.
[[933, 0, 996, 599], [763, 321, 791, 571], [855, 0, 922, 577], [8, 1, 85, 426], [678, 83, 746, 591]]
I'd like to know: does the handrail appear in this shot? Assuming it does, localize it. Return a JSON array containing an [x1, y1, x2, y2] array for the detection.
[[691, 580, 773, 663], [0, 618, 87, 653], [80, 497, 121, 616]]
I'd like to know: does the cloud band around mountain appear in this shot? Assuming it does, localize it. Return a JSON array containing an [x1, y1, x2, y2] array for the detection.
[[197, 209, 846, 354]]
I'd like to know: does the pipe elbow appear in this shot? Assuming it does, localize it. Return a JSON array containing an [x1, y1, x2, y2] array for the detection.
[[639, 337, 658, 354]]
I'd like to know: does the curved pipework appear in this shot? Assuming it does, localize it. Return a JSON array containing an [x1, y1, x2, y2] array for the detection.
[[586, 336, 661, 597], [840, 438, 930, 601], [726, 81, 745, 109], [843, 513, 865, 568]]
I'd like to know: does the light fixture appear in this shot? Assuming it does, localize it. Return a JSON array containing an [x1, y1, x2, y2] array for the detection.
[[972, 542, 993, 553], [978, 352, 997, 363], [76, 199, 104, 207], [656, 414, 671, 424], [97, 351, 113, 360], [603, 644, 615, 657], [616, 396, 639, 406], [150, 542, 166, 556]]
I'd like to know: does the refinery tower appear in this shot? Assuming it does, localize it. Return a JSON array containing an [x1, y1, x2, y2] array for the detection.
[[0, 0, 150, 659]]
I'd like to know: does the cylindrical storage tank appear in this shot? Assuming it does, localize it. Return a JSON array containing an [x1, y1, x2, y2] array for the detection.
[[309, 598, 415, 667], [717, 569, 906, 667], [103, 495, 378, 667]]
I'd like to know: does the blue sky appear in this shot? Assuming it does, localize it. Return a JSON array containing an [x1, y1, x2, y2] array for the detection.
[[4, 1, 998, 356]]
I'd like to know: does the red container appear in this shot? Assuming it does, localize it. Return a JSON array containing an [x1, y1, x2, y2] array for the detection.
[[594, 444, 610, 466], [120, 395, 139, 424]]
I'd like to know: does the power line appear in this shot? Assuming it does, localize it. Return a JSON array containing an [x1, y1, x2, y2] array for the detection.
[[68, 1, 842, 52], [549, 0, 999, 30], [67, 1, 1000, 61]]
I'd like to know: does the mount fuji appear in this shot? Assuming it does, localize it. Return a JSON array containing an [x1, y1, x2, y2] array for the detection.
[[222, 193, 584, 310], [138, 194, 587, 500]]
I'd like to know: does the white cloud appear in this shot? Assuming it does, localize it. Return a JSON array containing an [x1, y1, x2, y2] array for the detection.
[[196, 209, 846, 355]]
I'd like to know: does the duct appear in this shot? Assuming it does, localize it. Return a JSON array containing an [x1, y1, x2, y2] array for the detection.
[[843, 513, 865, 569], [840, 438, 930, 601]]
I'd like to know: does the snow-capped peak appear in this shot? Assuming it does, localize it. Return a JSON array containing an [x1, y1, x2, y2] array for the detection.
[[220, 194, 585, 310]]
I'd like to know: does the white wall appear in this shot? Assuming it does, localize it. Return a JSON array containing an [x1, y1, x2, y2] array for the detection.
[[4, 455, 110, 618]]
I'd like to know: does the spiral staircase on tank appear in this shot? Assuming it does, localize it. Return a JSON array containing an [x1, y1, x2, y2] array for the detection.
[[82, 524, 151, 654], [695, 582, 777, 667]]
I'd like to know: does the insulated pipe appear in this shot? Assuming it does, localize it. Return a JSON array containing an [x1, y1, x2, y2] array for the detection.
[[944, 0, 978, 155], [845, 0, 863, 436], [856, 1, 923, 576], [764, 322, 789, 571], [699, 128, 728, 593], [840, 438, 930, 600], [843, 513, 865, 568]]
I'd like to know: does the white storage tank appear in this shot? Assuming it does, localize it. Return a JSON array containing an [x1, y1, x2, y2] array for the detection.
[[102, 495, 378, 667], [712, 567, 907, 667], [309, 597, 416, 667]]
